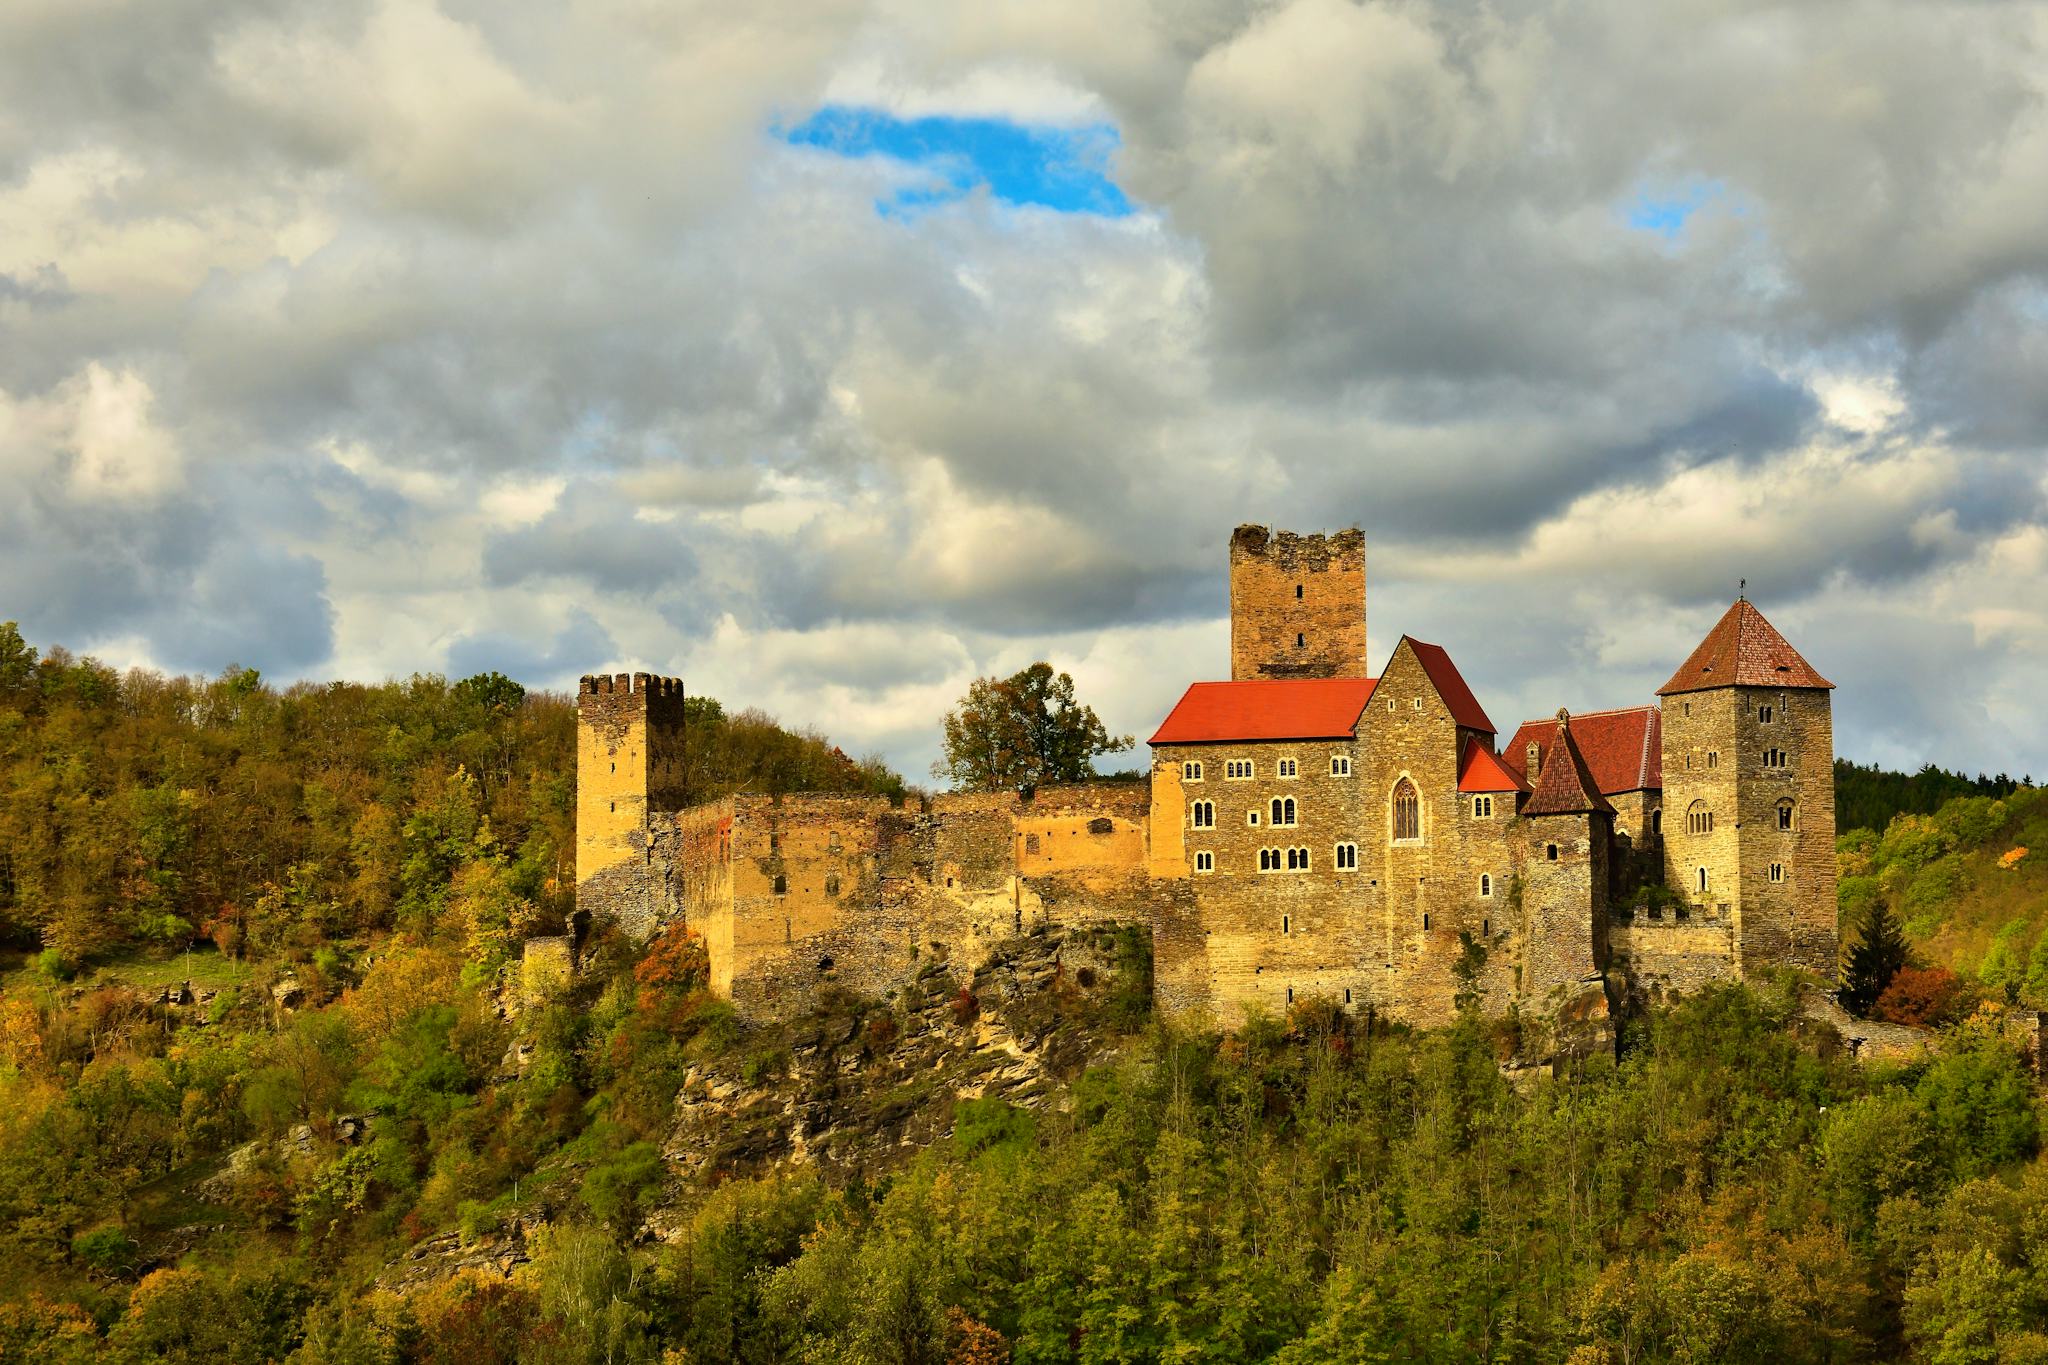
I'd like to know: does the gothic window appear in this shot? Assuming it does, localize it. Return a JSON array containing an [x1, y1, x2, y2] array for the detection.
[[1259, 848, 1276, 871], [1330, 754, 1352, 776], [1270, 796, 1297, 827], [1286, 847, 1299, 870], [1334, 842, 1359, 870], [1770, 862, 1785, 883], [1480, 874, 1493, 898], [1778, 799, 1795, 831], [1392, 778, 1421, 842], [1183, 760, 1204, 781], [1194, 851, 1214, 873], [1472, 794, 1494, 818], [1687, 801, 1713, 835], [1191, 800, 1215, 829]]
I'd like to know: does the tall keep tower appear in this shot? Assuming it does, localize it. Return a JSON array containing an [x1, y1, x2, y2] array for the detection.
[[1658, 600, 1836, 978], [577, 672, 688, 939], [1229, 525, 1367, 681]]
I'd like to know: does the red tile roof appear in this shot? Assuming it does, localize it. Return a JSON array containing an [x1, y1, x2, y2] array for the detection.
[[1502, 705, 1662, 795], [1149, 678, 1377, 745], [1521, 711, 1616, 816], [1404, 638, 1496, 733], [1658, 599, 1833, 696], [1457, 737, 1527, 793]]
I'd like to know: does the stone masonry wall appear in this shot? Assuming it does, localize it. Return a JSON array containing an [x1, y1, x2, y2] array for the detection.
[[1229, 525, 1367, 681], [1518, 812, 1609, 1012], [1607, 918, 1736, 1004], [1732, 685, 1837, 977], [1662, 689, 1741, 931]]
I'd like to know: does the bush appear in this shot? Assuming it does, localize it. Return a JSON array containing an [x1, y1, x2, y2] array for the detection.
[[70, 1225, 137, 1275], [952, 1096, 1037, 1157], [1874, 965, 1973, 1028], [579, 1140, 664, 1230], [34, 947, 73, 982]]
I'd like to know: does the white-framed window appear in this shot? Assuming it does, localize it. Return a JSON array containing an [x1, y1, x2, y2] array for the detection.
[[1277, 757, 1298, 778], [1182, 760, 1204, 781], [1260, 848, 1275, 871], [1190, 800, 1215, 829], [1334, 842, 1359, 870], [1387, 698, 1397, 711], [1270, 796, 1298, 827], [1413, 697, 1424, 710], [1777, 799, 1795, 831], [1247, 809, 1260, 827], [1472, 794, 1494, 818], [1226, 759, 1254, 780], [1194, 850, 1214, 873], [1479, 874, 1493, 897], [1764, 748, 1788, 769], [1260, 847, 1311, 873], [1688, 801, 1713, 835], [1330, 755, 1352, 777], [1769, 861, 1785, 883], [1287, 846, 1310, 871]]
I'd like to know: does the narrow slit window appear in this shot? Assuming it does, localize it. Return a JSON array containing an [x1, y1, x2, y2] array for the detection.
[[1546, 843, 1558, 861]]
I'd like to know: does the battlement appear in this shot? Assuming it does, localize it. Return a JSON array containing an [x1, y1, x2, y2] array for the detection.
[[579, 672, 684, 697], [1230, 524, 1366, 570]]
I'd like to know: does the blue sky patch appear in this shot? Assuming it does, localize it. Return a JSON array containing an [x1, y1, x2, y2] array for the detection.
[[1622, 178, 1725, 239], [782, 105, 1132, 218]]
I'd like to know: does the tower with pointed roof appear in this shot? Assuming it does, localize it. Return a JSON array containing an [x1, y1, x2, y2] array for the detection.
[[1517, 709, 1615, 1010], [1658, 598, 1837, 979]]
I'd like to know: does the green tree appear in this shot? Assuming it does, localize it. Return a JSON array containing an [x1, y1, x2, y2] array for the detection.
[[1843, 897, 1907, 1015], [0, 620, 36, 694], [934, 662, 1132, 791]]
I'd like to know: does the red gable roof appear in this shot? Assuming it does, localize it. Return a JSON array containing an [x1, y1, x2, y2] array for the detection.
[[1502, 705, 1661, 795], [1658, 599, 1833, 696], [1150, 678, 1377, 745], [1405, 638, 1496, 733], [1522, 712, 1616, 817], [1457, 737, 1527, 793]]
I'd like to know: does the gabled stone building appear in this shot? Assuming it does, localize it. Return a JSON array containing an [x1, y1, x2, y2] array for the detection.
[[573, 525, 1837, 1030]]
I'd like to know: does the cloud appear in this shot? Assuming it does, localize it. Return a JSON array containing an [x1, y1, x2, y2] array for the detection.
[[1, 0, 2046, 782]]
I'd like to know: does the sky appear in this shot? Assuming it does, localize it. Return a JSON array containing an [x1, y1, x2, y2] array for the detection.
[[3, 0, 2047, 785]]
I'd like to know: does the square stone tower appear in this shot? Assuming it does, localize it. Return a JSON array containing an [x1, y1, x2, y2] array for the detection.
[[1658, 600, 1836, 978], [576, 672, 688, 939], [1229, 525, 1367, 681]]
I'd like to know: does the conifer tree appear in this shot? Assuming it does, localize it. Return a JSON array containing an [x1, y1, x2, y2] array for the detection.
[[1843, 897, 1908, 1015]]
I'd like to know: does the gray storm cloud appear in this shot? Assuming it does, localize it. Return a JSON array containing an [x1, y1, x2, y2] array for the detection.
[[1, 0, 2044, 779]]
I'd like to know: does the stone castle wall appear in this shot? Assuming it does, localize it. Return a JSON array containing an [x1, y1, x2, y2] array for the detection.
[[1229, 525, 1367, 681], [576, 673, 687, 940]]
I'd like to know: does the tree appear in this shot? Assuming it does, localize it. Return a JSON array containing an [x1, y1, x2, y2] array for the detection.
[[0, 621, 36, 694], [934, 663, 1132, 791], [452, 671, 525, 714], [1842, 898, 1907, 1015]]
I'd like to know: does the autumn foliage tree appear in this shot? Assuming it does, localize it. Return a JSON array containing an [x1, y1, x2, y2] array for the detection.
[[934, 662, 1132, 791]]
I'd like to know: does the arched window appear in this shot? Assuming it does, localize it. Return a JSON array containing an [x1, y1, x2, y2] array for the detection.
[[1392, 778, 1420, 842], [1687, 800, 1713, 835], [1191, 800, 1215, 829], [1480, 874, 1492, 898], [1283, 797, 1296, 825], [1777, 799, 1796, 831], [1697, 866, 1709, 893], [1259, 848, 1274, 872], [1651, 808, 1662, 837], [1286, 847, 1301, 870]]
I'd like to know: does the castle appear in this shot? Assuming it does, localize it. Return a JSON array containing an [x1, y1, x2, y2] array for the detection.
[[573, 526, 1837, 1032]]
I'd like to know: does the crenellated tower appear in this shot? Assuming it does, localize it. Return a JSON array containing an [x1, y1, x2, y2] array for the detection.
[[1658, 600, 1836, 978], [576, 672, 688, 939], [1228, 525, 1367, 681]]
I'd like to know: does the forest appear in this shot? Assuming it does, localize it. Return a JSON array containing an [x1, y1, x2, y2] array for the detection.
[[1, 622, 2046, 1364]]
